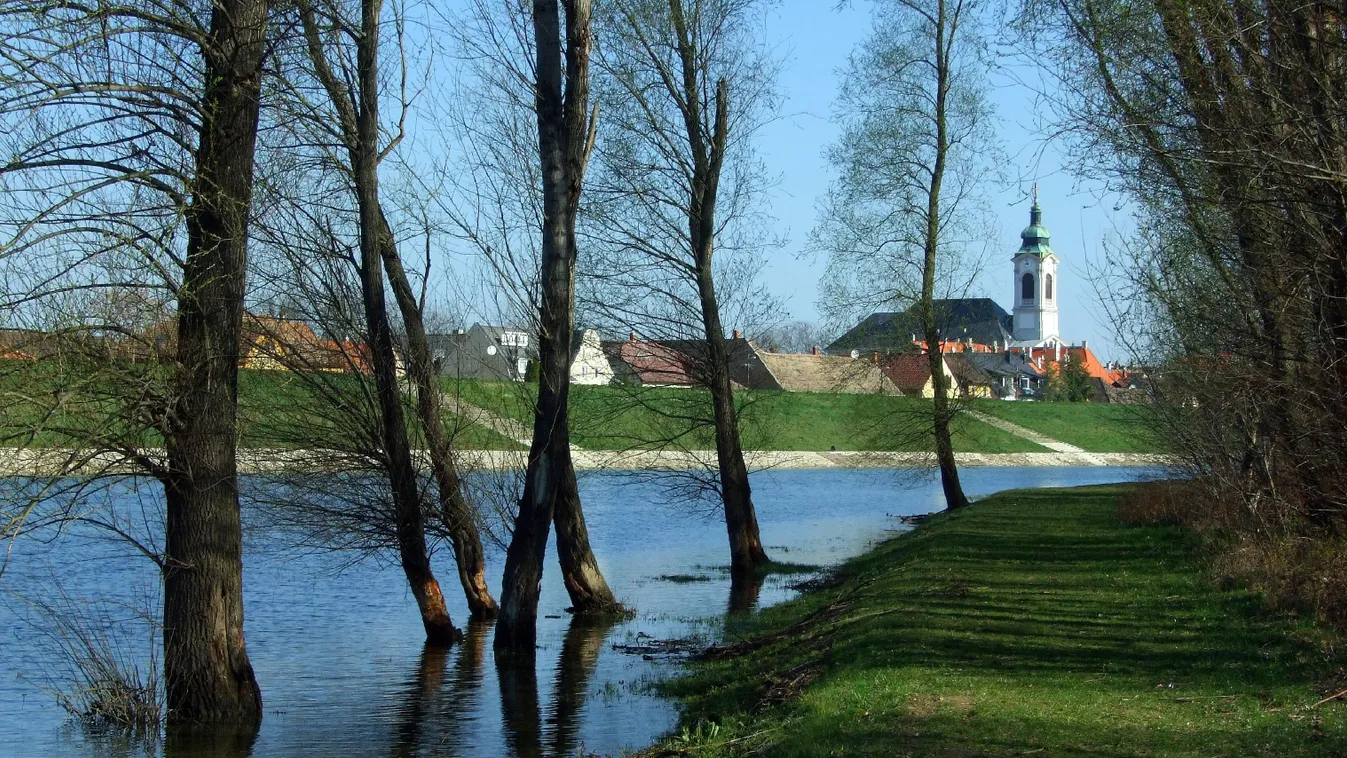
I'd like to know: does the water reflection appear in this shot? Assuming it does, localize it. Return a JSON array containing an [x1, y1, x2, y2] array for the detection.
[[549, 616, 618, 757], [495, 615, 618, 758], [728, 574, 762, 614], [392, 620, 489, 757], [163, 723, 258, 758]]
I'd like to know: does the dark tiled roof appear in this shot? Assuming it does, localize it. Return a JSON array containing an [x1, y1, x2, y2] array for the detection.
[[825, 299, 1013, 354]]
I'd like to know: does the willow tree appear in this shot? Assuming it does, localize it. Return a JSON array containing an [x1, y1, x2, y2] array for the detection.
[[586, 0, 780, 576], [815, 0, 999, 511], [0, 0, 269, 722], [496, 0, 619, 650], [1028, 0, 1347, 533]]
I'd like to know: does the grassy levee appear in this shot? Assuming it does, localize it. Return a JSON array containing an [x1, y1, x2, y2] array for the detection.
[[970, 400, 1163, 453], [652, 485, 1345, 756], [0, 362, 521, 450], [449, 379, 1049, 453]]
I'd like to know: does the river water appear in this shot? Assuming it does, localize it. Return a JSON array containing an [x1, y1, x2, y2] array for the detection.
[[0, 466, 1161, 757]]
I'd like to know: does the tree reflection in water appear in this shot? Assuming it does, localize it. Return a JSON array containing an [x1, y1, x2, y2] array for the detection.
[[496, 614, 618, 758], [728, 573, 762, 614], [392, 619, 489, 757]]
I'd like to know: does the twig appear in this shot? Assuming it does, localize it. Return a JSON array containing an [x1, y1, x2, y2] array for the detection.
[[1311, 689, 1347, 708]]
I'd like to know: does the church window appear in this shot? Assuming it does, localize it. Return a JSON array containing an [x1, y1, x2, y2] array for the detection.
[[1021, 273, 1034, 301], [1045, 274, 1054, 301]]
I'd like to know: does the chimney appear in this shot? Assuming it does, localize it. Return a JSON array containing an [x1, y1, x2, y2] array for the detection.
[[1082, 339, 1088, 350], [732, 329, 741, 340], [812, 345, 819, 355], [629, 331, 638, 342]]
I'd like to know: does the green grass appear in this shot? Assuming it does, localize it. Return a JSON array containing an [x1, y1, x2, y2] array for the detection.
[[969, 399, 1163, 453], [0, 362, 519, 450], [655, 485, 1346, 756], [445, 380, 1048, 453]]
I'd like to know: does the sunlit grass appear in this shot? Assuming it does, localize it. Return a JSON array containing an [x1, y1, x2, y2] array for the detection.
[[653, 485, 1346, 756]]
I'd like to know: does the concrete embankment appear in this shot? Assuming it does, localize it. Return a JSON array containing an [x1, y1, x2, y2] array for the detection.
[[0, 447, 1173, 476]]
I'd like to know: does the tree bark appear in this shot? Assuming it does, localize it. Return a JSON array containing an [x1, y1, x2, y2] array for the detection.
[[498, 0, 614, 648], [161, 0, 268, 724], [921, 0, 969, 512], [553, 456, 618, 612], [297, 0, 462, 641], [671, 8, 771, 574], [377, 210, 498, 619], [349, 0, 457, 645]]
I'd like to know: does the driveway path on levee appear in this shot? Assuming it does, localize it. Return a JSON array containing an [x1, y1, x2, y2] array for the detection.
[[444, 396, 535, 447], [966, 409, 1108, 465]]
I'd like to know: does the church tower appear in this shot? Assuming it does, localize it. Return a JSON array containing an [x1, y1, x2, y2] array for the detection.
[[1011, 187, 1060, 345]]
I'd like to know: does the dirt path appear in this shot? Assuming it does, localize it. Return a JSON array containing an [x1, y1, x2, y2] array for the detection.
[[443, 396, 535, 447], [966, 409, 1108, 465]]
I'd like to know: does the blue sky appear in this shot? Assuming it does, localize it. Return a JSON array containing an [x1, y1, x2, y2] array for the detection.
[[751, 2, 1134, 360]]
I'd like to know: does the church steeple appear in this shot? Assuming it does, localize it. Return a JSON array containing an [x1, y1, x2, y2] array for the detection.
[[1018, 184, 1054, 257], [1011, 185, 1061, 345]]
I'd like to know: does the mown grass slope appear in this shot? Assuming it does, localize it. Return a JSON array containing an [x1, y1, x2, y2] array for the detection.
[[970, 399, 1162, 453], [653, 485, 1345, 756], [450, 380, 1049, 453]]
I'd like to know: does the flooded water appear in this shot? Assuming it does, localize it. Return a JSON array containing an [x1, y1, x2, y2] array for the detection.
[[0, 466, 1162, 757]]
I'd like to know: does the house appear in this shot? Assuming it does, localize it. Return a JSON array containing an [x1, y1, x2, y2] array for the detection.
[[428, 323, 535, 382], [964, 351, 1046, 399], [604, 336, 699, 387], [240, 315, 366, 373], [570, 329, 614, 385], [880, 354, 961, 398], [945, 354, 994, 398], [751, 349, 898, 394]]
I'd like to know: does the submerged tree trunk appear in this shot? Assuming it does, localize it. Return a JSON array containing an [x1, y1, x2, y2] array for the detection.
[[553, 457, 617, 612], [921, 0, 969, 512], [498, 0, 614, 648], [346, 0, 458, 645], [696, 266, 770, 574], [681, 58, 770, 574], [161, 0, 269, 724], [297, 0, 461, 640], [377, 211, 498, 619]]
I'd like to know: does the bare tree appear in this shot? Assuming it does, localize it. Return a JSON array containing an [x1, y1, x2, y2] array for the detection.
[[586, 0, 783, 576], [496, 0, 622, 651], [279, 0, 499, 625], [0, 0, 270, 721], [814, 0, 1000, 511], [442, 0, 619, 622]]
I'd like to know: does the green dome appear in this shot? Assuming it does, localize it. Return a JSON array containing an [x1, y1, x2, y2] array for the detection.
[[1017, 201, 1054, 257]]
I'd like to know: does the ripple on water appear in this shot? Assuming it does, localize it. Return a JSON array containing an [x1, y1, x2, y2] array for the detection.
[[0, 465, 1164, 757]]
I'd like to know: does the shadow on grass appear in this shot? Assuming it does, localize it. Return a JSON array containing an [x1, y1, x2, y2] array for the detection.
[[659, 485, 1347, 756]]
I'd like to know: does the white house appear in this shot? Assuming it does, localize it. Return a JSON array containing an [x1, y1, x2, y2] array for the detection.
[[569, 328, 614, 385]]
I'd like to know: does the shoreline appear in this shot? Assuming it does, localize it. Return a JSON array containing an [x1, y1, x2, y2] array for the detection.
[[0, 447, 1174, 476]]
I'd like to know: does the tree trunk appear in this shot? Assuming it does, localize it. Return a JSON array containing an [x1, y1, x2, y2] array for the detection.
[[349, 0, 457, 646], [161, 0, 268, 724], [553, 455, 617, 612], [377, 210, 498, 619], [921, 0, 969, 512], [679, 64, 770, 575], [696, 265, 770, 575], [498, 0, 608, 649]]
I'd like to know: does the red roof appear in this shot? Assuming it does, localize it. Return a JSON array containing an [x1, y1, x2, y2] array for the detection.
[[607, 340, 698, 386], [881, 354, 934, 391]]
